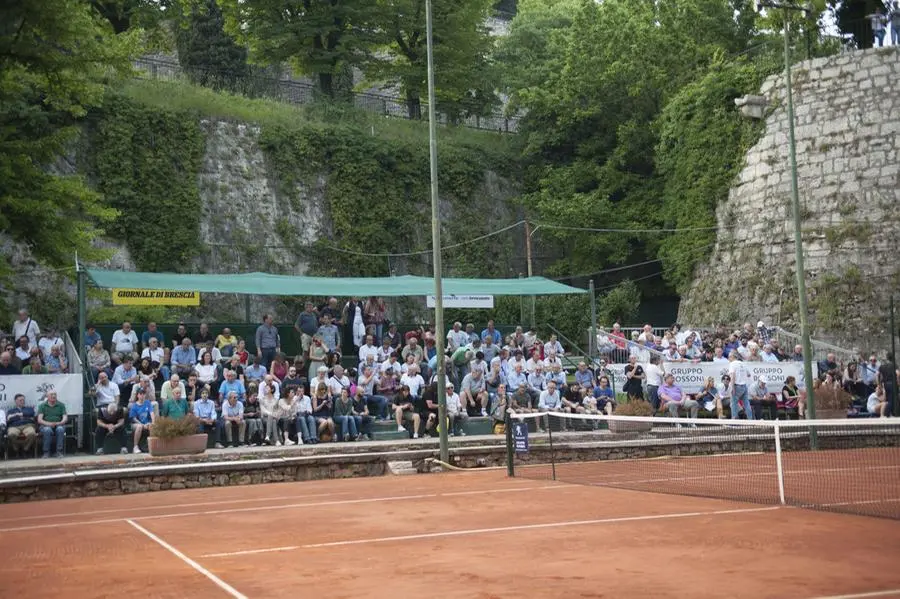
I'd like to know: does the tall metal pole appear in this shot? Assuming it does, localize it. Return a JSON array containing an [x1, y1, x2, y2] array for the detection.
[[783, 12, 816, 425], [525, 222, 535, 328], [425, 0, 448, 464], [891, 295, 896, 364], [589, 279, 597, 363], [76, 253, 87, 368]]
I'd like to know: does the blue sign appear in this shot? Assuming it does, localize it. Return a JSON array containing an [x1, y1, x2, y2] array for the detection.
[[512, 422, 529, 453]]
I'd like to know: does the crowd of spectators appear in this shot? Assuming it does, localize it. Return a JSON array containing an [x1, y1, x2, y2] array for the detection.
[[2, 303, 898, 458]]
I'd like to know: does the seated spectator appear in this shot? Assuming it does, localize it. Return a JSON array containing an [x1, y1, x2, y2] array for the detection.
[[401, 337, 425, 370], [84, 324, 101, 352], [419, 382, 440, 437], [171, 323, 190, 348], [780, 376, 806, 418], [44, 345, 67, 374], [295, 388, 317, 444], [333, 388, 359, 442], [14, 336, 31, 364], [95, 402, 127, 455], [128, 388, 155, 453], [141, 336, 167, 373], [269, 352, 288, 382], [221, 391, 246, 448], [867, 385, 888, 417], [21, 355, 46, 375], [112, 356, 139, 404], [311, 383, 336, 442], [38, 329, 63, 361], [527, 364, 547, 409], [244, 356, 267, 384], [749, 376, 778, 420], [235, 338, 249, 365], [37, 391, 67, 458], [544, 334, 564, 358], [171, 337, 197, 378], [111, 321, 139, 362], [658, 373, 699, 423], [195, 351, 221, 396], [860, 355, 879, 397], [218, 368, 246, 404], [574, 362, 595, 390], [162, 386, 189, 420], [87, 338, 112, 381], [276, 390, 299, 445], [193, 386, 223, 449], [377, 367, 398, 401], [282, 366, 305, 397], [6, 394, 36, 457], [93, 371, 121, 408], [469, 350, 488, 378], [358, 365, 388, 420], [351, 387, 374, 441], [760, 344, 779, 363], [399, 364, 425, 399], [591, 375, 617, 415], [843, 362, 865, 398], [444, 381, 468, 436], [197, 342, 223, 366], [562, 382, 584, 414], [392, 385, 420, 438], [717, 375, 733, 418], [328, 364, 352, 398], [215, 327, 238, 360], [459, 367, 489, 417], [141, 322, 164, 350], [243, 392, 263, 445], [358, 334, 379, 366], [0, 351, 20, 375], [506, 362, 528, 403], [485, 361, 506, 400], [538, 380, 565, 430], [696, 377, 723, 418], [488, 384, 508, 434], [818, 352, 840, 382], [481, 320, 502, 345], [193, 322, 213, 347], [160, 373, 186, 402]]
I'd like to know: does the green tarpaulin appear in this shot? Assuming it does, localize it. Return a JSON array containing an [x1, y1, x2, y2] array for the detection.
[[85, 269, 586, 297]]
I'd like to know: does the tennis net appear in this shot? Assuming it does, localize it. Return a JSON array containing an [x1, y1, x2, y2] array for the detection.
[[505, 412, 900, 520]]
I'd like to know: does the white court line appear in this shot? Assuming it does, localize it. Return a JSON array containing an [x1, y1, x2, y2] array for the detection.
[[0, 491, 350, 523], [200, 505, 782, 558], [127, 519, 247, 599], [0, 485, 567, 533], [807, 589, 900, 599]]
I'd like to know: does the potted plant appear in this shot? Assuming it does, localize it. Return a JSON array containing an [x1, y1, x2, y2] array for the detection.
[[608, 400, 655, 433], [148, 415, 208, 457]]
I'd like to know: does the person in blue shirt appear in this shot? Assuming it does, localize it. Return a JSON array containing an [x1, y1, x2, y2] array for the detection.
[[140, 322, 165, 350], [217, 368, 246, 403], [193, 388, 224, 448], [128, 388, 155, 454], [244, 357, 267, 384], [171, 337, 197, 377], [591, 375, 617, 415], [480, 320, 502, 345], [84, 325, 102, 352]]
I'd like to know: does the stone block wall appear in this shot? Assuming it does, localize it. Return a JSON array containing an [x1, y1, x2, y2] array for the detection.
[[678, 47, 900, 350]]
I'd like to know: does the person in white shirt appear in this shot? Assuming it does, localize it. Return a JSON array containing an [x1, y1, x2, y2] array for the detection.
[[543, 334, 564, 358], [727, 352, 754, 420], [197, 343, 223, 364], [400, 364, 425, 399], [111, 322, 139, 360], [12, 309, 40, 349], [358, 335, 379, 365], [141, 337, 165, 366], [376, 337, 395, 363], [490, 348, 510, 379], [468, 352, 488, 377], [644, 356, 664, 411], [444, 381, 467, 436], [446, 322, 469, 353], [712, 347, 729, 364], [327, 365, 351, 398], [38, 330, 63, 361], [93, 371, 121, 407]]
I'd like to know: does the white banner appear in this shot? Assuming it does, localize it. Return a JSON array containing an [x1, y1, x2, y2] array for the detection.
[[0, 374, 84, 415], [426, 295, 494, 309], [592, 361, 817, 395]]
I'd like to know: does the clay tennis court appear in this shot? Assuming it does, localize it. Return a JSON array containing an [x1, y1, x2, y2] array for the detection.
[[0, 469, 898, 599]]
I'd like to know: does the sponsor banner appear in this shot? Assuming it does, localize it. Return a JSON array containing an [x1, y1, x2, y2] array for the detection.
[[426, 295, 494, 309], [0, 374, 83, 415], [112, 288, 200, 306], [512, 421, 529, 453], [663, 361, 817, 394]]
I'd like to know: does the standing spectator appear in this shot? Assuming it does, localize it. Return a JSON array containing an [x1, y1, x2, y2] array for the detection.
[[171, 337, 197, 378], [38, 329, 63, 361], [128, 388, 154, 453], [343, 297, 366, 351], [363, 297, 387, 344], [294, 302, 319, 356], [868, 6, 888, 46], [6, 394, 36, 457], [728, 353, 754, 420], [255, 314, 281, 370], [93, 371, 121, 408], [623, 355, 645, 401], [658, 374, 699, 423], [644, 356, 664, 410], [95, 402, 127, 455], [141, 322, 164, 350], [12, 309, 40, 350], [307, 335, 328, 381], [891, 1, 900, 45], [112, 356, 140, 405], [37, 391, 67, 458], [193, 387, 223, 448], [222, 392, 246, 448], [319, 297, 342, 326], [111, 322, 139, 362], [88, 339, 112, 380], [878, 353, 897, 417], [316, 314, 341, 358]]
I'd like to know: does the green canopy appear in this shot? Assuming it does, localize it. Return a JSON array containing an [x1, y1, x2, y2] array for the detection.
[[85, 268, 586, 297]]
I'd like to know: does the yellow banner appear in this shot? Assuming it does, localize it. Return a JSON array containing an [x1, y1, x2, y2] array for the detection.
[[112, 289, 201, 306]]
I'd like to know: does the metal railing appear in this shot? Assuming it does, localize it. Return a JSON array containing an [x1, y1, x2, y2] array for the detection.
[[133, 56, 520, 133]]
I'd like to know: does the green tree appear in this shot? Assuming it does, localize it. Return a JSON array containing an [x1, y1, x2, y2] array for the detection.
[[0, 1, 136, 277], [365, 0, 499, 121], [176, 0, 252, 92], [220, 0, 377, 98]]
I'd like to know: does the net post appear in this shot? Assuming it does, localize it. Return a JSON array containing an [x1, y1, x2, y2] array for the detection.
[[505, 411, 515, 478], [547, 413, 557, 481], [774, 421, 786, 505]]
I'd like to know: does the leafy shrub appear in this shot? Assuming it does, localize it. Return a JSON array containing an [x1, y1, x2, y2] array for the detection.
[[616, 400, 654, 417], [151, 415, 201, 439]]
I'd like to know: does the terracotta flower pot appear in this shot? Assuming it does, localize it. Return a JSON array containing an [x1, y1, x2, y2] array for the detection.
[[148, 434, 208, 457], [608, 420, 652, 434]]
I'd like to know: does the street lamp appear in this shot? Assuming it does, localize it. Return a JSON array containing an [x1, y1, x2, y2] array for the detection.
[[752, 0, 817, 423]]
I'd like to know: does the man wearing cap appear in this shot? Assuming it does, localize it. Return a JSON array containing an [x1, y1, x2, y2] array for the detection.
[[756, 320, 772, 345]]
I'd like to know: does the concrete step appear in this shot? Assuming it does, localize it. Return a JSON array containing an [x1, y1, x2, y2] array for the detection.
[[372, 430, 411, 441]]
